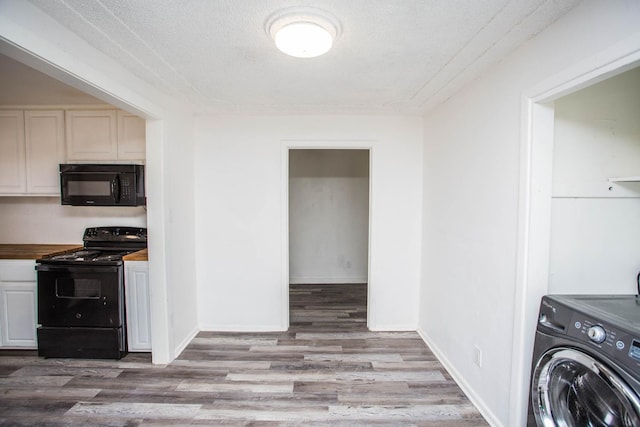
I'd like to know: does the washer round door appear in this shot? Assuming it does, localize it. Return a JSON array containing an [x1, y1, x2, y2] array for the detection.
[[532, 347, 640, 426]]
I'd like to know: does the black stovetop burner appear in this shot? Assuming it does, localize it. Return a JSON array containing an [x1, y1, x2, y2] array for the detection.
[[46, 249, 132, 263], [38, 226, 147, 266]]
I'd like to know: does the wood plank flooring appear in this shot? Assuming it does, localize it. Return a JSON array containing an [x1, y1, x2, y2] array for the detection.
[[0, 283, 488, 426]]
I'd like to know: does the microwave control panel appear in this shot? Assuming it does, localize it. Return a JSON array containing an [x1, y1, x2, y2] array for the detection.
[[121, 176, 132, 200]]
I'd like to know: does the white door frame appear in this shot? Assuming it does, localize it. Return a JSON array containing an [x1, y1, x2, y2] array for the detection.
[[280, 141, 374, 330], [509, 35, 640, 426]]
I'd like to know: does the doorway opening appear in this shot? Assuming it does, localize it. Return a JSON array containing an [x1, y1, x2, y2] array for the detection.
[[288, 149, 370, 331], [509, 43, 640, 424]]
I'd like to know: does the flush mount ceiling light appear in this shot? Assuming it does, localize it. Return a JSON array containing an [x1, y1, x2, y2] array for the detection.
[[266, 7, 341, 58]]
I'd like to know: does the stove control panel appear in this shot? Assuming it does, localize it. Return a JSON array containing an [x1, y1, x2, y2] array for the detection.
[[83, 227, 147, 243]]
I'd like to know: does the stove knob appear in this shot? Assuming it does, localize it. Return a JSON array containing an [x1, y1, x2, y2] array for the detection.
[[587, 325, 607, 343]]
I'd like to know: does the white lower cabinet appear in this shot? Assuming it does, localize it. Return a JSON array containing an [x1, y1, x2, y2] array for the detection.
[[125, 261, 151, 352], [0, 260, 37, 348], [0, 259, 152, 351]]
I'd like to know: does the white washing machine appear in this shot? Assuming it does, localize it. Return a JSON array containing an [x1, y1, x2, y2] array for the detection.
[[528, 295, 640, 426]]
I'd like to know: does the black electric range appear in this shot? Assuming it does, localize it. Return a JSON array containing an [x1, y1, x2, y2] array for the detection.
[[36, 226, 147, 359]]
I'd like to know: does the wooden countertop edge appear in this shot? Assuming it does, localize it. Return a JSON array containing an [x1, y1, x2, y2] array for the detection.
[[0, 244, 83, 260], [0, 244, 148, 261], [123, 248, 148, 261]]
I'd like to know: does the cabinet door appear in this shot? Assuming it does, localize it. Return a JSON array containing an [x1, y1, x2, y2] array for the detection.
[[0, 260, 37, 282], [25, 110, 65, 194], [117, 111, 146, 161], [0, 283, 37, 348], [66, 110, 117, 160], [125, 262, 152, 351], [0, 110, 26, 193]]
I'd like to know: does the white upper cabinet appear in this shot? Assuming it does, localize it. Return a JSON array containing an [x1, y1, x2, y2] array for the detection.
[[65, 109, 118, 161], [25, 110, 66, 194], [66, 109, 145, 162], [0, 110, 64, 195], [117, 111, 146, 160], [1, 107, 145, 197], [0, 111, 26, 193]]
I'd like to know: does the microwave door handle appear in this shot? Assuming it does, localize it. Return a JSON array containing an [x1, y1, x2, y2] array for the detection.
[[112, 176, 121, 203]]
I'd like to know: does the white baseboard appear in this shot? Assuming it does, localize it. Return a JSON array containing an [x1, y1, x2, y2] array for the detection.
[[199, 323, 287, 332], [289, 276, 368, 284], [417, 327, 502, 427], [368, 324, 417, 331]]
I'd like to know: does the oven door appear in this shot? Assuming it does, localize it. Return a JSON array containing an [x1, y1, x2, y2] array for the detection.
[[37, 264, 125, 328]]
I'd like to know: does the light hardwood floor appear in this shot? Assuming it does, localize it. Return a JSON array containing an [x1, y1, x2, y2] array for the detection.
[[0, 283, 488, 426]]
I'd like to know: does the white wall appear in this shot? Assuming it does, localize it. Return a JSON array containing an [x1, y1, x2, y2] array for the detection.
[[549, 68, 640, 294], [0, 198, 146, 243], [289, 149, 369, 284], [195, 115, 422, 332], [156, 114, 199, 358], [419, 1, 640, 426]]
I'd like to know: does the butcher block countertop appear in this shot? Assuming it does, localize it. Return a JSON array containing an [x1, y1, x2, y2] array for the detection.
[[0, 244, 82, 260], [123, 248, 148, 261]]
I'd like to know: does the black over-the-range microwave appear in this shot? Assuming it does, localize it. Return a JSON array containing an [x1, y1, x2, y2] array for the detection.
[[60, 164, 146, 206]]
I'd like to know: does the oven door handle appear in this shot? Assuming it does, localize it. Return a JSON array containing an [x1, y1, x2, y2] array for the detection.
[[36, 264, 121, 273]]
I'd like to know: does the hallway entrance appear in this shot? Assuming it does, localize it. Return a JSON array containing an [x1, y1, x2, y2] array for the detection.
[[288, 149, 370, 329]]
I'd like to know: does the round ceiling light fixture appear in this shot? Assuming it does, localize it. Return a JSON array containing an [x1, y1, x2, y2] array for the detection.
[[266, 7, 341, 58]]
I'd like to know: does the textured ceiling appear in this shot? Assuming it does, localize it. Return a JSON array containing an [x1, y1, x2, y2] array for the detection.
[[17, 0, 581, 114]]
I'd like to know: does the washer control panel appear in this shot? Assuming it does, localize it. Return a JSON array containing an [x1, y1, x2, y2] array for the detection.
[[567, 312, 640, 375], [569, 315, 620, 349], [538, 296, 640, 383]]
